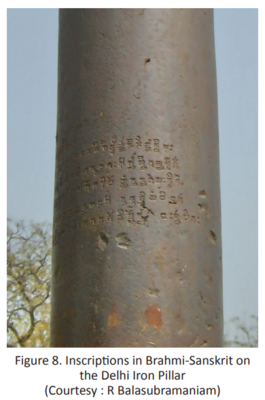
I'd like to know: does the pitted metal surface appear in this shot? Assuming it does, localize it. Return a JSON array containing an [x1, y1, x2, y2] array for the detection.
[[51, 9, 223, 347]]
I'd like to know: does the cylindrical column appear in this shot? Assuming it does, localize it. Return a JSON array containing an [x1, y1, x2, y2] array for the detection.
[[51, 9, 223, 347]]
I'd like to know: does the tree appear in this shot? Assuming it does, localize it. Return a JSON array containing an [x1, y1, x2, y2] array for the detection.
[[7, 220, 52, 347], [224, 315, 258, 347]]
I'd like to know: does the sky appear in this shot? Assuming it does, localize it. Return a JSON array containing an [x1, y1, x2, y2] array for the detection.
[[7, 8, 258, 335]]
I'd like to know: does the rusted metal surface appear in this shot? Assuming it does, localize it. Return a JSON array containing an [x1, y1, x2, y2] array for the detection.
[[51, 9, 223, 347]]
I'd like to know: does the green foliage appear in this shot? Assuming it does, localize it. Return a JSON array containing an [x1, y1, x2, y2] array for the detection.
[[224, 315, 258, 347], [7, 220, 52, 347]]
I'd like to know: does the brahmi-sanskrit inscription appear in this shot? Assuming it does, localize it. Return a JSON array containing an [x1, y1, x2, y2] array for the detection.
[[51, 9, 223, 348], [53, 132, 205, 246]]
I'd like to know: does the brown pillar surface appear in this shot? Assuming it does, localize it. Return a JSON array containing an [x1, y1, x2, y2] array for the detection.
[[51, 9, 223, 347]]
